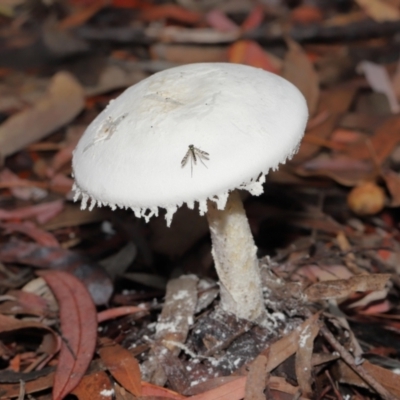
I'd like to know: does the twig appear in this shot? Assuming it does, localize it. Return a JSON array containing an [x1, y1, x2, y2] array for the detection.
[[324, 369, 342, 400], [319, 323, 397, 400]]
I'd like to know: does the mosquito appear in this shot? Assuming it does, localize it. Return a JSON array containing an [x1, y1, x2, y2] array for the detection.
[[181, 144, 210, 176]]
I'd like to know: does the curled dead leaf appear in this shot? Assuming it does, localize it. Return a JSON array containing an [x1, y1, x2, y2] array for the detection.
[[37, 270, 98, 400], [305, 273, 392, 301]]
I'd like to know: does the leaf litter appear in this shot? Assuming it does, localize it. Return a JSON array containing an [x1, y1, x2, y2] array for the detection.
[[2, 1, 400, 399]]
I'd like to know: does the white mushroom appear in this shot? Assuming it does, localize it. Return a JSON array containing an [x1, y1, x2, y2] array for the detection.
[[72, 63, 308, 321]]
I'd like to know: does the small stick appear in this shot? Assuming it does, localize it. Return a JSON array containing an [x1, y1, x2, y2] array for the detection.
[[319, 322, 396, 400]]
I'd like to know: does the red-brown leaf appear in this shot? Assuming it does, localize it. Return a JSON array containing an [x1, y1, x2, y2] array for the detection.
[[228, 40, 281, 74], [0, 221, 60, 247], [99, 340, 142, 396], [71, 371, 113, 400], [141, 382, 185, 399], [241, 5, 264, 32], [37, 270, 98, 400], [190, 376, 247, 400]]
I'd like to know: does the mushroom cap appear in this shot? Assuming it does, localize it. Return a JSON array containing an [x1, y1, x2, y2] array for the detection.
[[73, 63, 308, 224]]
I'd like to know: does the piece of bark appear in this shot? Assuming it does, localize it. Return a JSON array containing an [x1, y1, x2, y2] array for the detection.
[[0, 71, 84, 161], [142, 275, 198, 386], [295, 318, 321, 397]]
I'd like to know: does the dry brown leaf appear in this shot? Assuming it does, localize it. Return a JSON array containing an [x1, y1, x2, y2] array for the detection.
[[150, 44, 227, 64], [0, 371, 54, 398], [146, 26, 240, 44], [392, 58, 400, 100], [363, 360, 400, 397], [358, 61, 400, 113], [98, 339, 142, 397], [41, 203, 108, 231], [261, 313, 321, 373], [283, 39, 320, 116], [190, 376, 247, 400], [84, 64, 146, 97], [344, 116, 400, 164], [355, 0, 400, 22], [294, 87, 357, 163], [295, 318, 321, 397], [305, 274, 392, 301], [333, 359, 400, 397], [245, 355, 268, 400], [72, 371, 113, 400], [382, 169, 400, 206], [295, 153, 375, 187], [0, 71, 84, 160]]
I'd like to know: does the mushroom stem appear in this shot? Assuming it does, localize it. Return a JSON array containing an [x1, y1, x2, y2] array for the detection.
[[206, 190, 264, 320]]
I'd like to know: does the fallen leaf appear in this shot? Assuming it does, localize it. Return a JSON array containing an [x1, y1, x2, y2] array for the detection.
[[290, 5, 324, 24], [58, 2, 105, 29], [0, 168, 47, 201], [41, 202, 108, 231], [241, 5, 264, 32], [295, 153, 375, 186], [330, 128, 364, 144], [72, 370, 113, 400], [358, 61, 400, 113], [344, 116, 400, 164], [260, 313, 321, 373], [0, 371, 54, 398], [0, 313, 57, 341], [244, 355, 268, 400], [49, 173, 74, 195], [141, 381, 185, 399], [355, 0, 400, 22], [37, 270, 98, 400], [294, 87, 357, 163], [1, 289, 50, 316], [190, 376, 247, 400], [0, 71, 85, 159], [294, 264, 353, 283], [391, 57, 400, 100], [97, 305, 147, 323], [0, 200, 64, 224], [186, 376, 243, 396], [228, 40, 282, 73], [295, 318, 320, 397], [99, 339, 142, 396], [305, 274, 392, 301], [283, 39, 319, 116], [150, 44, 227, 64], [139, 4, 202, 24], [382, 169, 400, 206], [0, 221, 60, 247], [0, 239, 113, 305], [83, 64, 146, 97], [206, 9, 239, 32], [146, 26, 240, 44]]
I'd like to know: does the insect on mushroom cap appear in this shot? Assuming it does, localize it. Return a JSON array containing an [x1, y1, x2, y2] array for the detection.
[[72, 63, 308, 225]]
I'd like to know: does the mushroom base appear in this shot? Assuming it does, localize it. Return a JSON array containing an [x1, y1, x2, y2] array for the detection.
[[206, 190, 264, 321]]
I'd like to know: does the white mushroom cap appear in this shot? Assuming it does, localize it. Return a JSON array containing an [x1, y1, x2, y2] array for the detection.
[[73, 63, 308, 225]]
